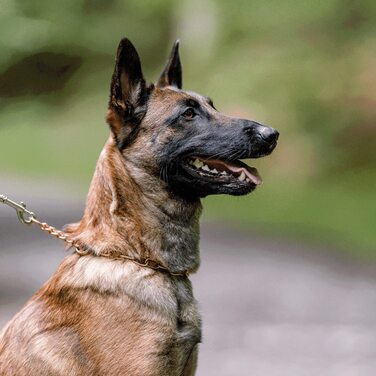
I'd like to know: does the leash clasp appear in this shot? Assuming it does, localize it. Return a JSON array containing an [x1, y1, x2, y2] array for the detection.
[[0, 194, 191, 277], [0, 195, 37, 225]]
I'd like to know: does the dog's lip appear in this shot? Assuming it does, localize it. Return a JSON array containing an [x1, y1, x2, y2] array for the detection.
[[185, 156, 262, 185]]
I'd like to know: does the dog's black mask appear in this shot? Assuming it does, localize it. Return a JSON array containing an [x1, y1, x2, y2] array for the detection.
[[108, 39, 279, 201], [156, 94, 278, 199]]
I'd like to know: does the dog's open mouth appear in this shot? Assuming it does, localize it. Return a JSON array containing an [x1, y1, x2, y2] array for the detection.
[[183, 156, 262, 186]]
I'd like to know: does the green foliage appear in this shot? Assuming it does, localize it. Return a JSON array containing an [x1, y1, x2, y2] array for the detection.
[[0, 0, 375, 257]]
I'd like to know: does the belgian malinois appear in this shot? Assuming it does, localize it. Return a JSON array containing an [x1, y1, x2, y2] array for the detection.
[[0, 38, 278, 375]]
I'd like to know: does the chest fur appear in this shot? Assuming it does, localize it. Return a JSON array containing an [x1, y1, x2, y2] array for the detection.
[[54, 256, 201, 375], [1, 256, 202, 375]]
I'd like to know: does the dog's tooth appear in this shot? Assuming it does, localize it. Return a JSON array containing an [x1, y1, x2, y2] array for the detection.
[[212, 168, 218, 174], [193, 159, 202, 168], [246, 178, 250, 183], [238, 171, 246, 181], [202, 164, 210, 172], [220, 171, 228, 176], [195, 159, 204, 168]]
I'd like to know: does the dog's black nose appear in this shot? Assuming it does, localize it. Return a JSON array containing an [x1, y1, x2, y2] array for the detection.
[[244, 122, 279, 145], [259, 126, 279, 144]]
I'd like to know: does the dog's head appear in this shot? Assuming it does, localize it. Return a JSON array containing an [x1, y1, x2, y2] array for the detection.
[[106, 38, 279, 201]]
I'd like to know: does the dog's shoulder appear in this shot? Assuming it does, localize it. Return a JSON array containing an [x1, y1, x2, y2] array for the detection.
[[0, 292, 95, 375]]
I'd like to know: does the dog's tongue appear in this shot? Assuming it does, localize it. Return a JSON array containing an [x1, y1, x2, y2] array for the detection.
[[226, 164, 262, 185], [201, 158, 263, 185]]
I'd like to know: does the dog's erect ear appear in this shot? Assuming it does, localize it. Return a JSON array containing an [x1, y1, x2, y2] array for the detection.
[[157, 40, 182, 89], [107, 38, 148, 148]]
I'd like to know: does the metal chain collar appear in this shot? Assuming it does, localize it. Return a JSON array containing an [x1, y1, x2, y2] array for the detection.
[[0, 194, 188, 277]]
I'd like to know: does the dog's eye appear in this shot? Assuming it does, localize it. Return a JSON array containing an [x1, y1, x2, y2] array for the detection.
[[182, 108, 196, 119]]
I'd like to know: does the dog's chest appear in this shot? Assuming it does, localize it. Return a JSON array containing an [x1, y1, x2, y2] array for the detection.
[[173, 280, 202, 367], [65, 258, 201, 375], [123, 274, 200, 374], [132, 274, 201, 374], [88, 289, 200, 375]]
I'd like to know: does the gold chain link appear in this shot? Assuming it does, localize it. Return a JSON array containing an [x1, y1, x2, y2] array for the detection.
[[0, 194, 188, 277], [30, 217, 81, 251]]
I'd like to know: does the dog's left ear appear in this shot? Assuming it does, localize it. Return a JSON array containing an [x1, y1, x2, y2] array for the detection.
[[107, 38, 148, 148], [157, 40, 182, 89]]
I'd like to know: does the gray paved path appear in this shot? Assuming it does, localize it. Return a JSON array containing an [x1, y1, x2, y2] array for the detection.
[[1, 176, 376, 375]]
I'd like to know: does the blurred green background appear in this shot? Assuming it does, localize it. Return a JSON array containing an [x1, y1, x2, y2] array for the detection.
[[0, 0, 375, 258]]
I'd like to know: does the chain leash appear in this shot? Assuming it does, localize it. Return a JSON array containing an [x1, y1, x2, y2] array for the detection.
[[0, 194, 188, 277], [0, 194, 81, 251]]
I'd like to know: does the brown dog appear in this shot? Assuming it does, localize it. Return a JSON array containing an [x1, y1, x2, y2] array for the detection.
[[0, 39, 278, 375]]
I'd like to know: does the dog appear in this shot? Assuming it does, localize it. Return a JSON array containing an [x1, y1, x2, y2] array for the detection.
[[0, 38, 278, 375]]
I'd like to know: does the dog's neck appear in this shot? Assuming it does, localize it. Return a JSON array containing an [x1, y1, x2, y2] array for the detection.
[[66, 137, 202, 274]]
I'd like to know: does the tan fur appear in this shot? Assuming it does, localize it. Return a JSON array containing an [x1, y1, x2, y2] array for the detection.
[[1, 35, 272, 374], [0, 38, 279, 375], [0, 133, 201, 375], [0, 87, 203, 375], [0, 34, 278, 376]]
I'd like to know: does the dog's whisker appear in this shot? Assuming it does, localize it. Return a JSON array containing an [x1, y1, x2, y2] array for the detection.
[[205, 150, 233, 160]]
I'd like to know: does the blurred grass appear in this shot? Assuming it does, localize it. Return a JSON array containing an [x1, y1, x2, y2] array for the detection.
[[204, 181, 376, 259], [0, 0, 375, 258]]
